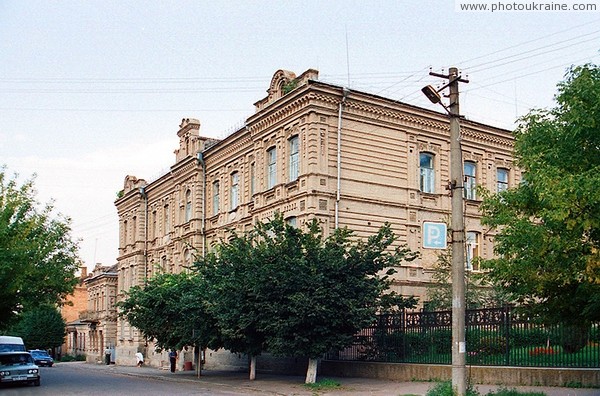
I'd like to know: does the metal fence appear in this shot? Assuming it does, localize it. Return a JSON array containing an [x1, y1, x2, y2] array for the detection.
[[324, 307, 600, 367]]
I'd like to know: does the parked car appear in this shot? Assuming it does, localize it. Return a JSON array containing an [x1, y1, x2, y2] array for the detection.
[[28, 350, 53, 367], [0, 351, 40, 387]]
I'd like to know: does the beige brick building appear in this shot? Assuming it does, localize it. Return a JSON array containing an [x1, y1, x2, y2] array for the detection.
[[114, 69, 517, 368]]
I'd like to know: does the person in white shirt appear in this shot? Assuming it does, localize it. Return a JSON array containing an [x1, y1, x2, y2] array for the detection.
[[135, 351, 144, 367]]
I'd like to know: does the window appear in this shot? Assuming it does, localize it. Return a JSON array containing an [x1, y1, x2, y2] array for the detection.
[[132, 216, 137, 243], [267, 147, 277, 189], [163, 205, 170, 234], [123, 220, 128, 245], [466, 231, 480, 271], [151, 210, 157, 239], [185, 190, 192, 222], [286, 216, 297, 227], [289, 136, 299, 181], [419, 152, 435, 193], [464, 161, 477, 200], [250, 162, 255, 196], [497, 168, 509, 193], [212, 181, 220, 215], [230, 172, 239, 210]]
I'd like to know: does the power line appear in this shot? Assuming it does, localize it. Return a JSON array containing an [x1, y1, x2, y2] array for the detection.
[[458, 18, 600, 66]]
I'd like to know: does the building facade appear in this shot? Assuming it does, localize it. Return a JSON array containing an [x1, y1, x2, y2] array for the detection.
[[79, 264, 118, 364], [61, 267, 89, 359], [114, 69, 518, 368]]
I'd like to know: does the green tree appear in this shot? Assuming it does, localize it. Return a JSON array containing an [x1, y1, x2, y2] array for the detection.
[[196, 232, 268, 380], [479, 64, 600, 352], [0, 167, 80, 330], [118, 271, 221, 363], [425, 247, 507, 311], [196, 215, 418, 383], [10, 305, 66, 350]]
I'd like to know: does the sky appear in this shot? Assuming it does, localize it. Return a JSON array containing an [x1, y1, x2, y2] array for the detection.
[[1, 1, 599, 271]]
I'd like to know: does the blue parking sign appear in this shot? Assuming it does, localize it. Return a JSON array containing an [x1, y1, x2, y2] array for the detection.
[[423, 222, 447, 249]]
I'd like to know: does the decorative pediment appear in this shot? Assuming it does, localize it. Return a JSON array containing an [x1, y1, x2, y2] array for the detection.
[[254, 69, 319, 112], [267, 70, 297, 101]]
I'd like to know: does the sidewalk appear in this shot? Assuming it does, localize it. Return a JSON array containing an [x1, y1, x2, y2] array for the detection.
[[71, 362, 599, 396]]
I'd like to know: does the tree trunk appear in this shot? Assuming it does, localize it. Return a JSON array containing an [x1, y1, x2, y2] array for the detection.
[[196, 348, 203, 378], [249, 355, 256, 380], [305, 358, 318, 384]]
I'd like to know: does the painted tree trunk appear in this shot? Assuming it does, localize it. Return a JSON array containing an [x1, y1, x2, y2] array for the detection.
[[249, 355, 256, 380], [305, 358, 318, 384]]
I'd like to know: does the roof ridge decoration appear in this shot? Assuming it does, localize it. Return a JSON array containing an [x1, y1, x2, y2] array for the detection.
[[254, 69, 319, 112]]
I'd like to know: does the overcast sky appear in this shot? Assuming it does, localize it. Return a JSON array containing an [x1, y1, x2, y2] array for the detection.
[[1, 1, 599, 271]]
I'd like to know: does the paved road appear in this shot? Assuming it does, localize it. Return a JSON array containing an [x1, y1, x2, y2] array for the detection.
[[1, 361, 598, 395]]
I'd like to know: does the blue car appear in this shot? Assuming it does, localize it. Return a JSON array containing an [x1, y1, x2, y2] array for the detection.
[[28, 350, 53, 367]]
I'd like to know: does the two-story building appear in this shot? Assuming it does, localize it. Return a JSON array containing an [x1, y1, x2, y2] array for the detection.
[[114, 68, 517, 368]]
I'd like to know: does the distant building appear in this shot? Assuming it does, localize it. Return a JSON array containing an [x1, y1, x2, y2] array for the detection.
[[80, 263, 118, 364], [114, 69, 518, 368], [62, 267, 89, 358]]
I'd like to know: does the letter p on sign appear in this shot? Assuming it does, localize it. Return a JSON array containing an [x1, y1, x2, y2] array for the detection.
[[423, 222, 447, 249]]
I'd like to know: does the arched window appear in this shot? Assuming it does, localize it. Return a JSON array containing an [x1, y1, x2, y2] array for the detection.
[[286, 216, 297, 228], [185, 190, 192, 222], [267, 147, 277, 189], [250, 162, 256, 196], [163, 204, 170, 234]]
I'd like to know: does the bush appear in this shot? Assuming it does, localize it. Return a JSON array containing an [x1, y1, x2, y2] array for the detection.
[[59, 354, 86, 362], [509, 327, 551, 348], [429, 329, 452, 354], [426, 381, 480, 396], [561, 324, 589, 354]]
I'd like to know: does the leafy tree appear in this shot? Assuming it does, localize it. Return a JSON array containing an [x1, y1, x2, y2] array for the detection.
[[479, 64, 600, 352], [9, 305, 66, 350], [118, 272, 221, 358], [195, 214, 418, 383], [195, 232, 268, 380], [0, 167, 80, 330], [425, 247, 507, 311]]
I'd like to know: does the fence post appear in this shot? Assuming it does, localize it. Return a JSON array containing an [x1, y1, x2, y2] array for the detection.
[[504, 305, 511, 366]]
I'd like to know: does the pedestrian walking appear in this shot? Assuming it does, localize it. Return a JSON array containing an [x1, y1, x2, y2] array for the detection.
[[168, 350, 177, 372]]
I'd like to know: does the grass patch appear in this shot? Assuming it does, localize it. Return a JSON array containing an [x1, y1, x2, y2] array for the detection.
[[486, 388, 545, 396], [304, 378, 342, 391], [426, 382, 547, 396]]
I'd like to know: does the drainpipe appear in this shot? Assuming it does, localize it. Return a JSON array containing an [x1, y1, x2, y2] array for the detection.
[[335, 88, 350, 229], [197, 152, 206, 257], [139, 186, 148, 285]]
